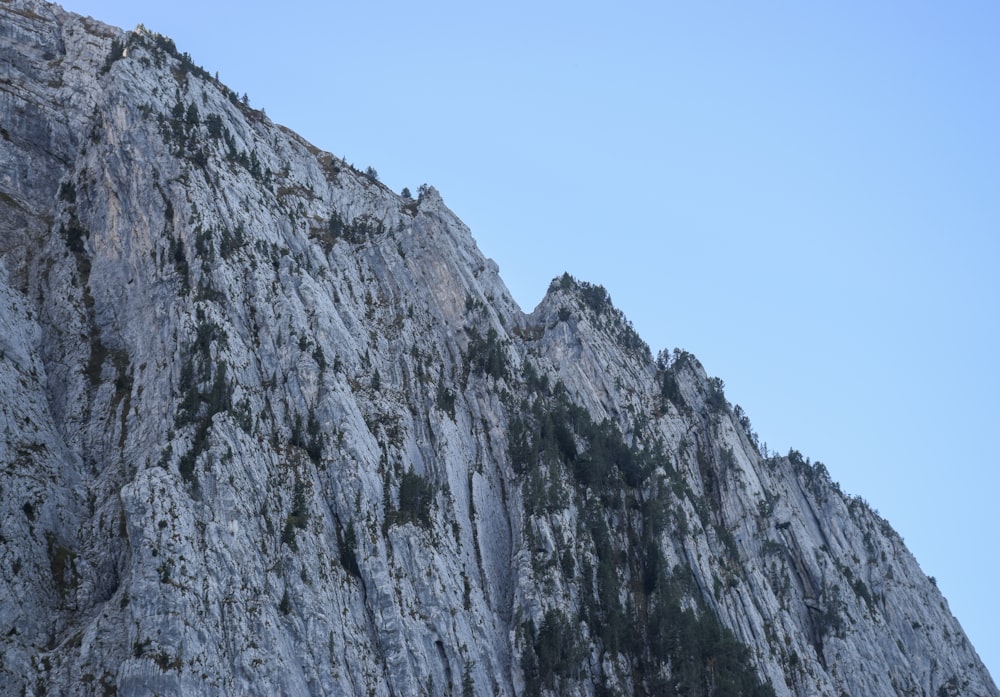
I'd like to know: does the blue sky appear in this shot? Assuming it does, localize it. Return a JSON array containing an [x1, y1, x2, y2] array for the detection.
[[66, 1, 999, 680]]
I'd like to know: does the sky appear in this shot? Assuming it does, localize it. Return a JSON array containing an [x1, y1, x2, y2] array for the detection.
[[64, 0, 999, 681]]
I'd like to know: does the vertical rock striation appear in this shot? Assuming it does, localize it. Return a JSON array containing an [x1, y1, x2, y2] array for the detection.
[[0, 1, 996, 695]]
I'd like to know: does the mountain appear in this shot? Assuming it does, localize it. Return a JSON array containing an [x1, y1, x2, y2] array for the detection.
[[1, 1, 996, 695]]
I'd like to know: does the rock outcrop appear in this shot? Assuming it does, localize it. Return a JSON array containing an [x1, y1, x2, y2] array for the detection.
[[1, 1, 996, 695]]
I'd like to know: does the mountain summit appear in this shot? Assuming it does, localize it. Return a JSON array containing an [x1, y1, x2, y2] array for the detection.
[[1, 1, 996, 695]]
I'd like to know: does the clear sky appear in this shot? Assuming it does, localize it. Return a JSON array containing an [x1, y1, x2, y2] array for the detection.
[[64, 0, 999, 681]]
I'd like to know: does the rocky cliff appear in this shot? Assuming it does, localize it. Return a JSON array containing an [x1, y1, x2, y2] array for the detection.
[[1, 1, 996, 695]]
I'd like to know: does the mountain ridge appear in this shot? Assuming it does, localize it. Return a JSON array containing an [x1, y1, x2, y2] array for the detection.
[[1, 1, 996, 695]]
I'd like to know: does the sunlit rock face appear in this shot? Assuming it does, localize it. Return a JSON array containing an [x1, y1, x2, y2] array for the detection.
[[1, 2, 997, 695]]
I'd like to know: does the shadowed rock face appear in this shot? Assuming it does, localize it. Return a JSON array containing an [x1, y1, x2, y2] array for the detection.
[[1, 2, 996, 695]]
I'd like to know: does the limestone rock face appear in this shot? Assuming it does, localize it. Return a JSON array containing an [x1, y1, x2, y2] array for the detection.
[[1, 2, 996, 695]]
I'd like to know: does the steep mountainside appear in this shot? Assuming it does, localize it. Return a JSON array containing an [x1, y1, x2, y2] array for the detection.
[[1, 1, 997, 695]]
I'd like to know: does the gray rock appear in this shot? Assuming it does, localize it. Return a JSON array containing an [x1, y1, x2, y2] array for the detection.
[[0, 1, 996, 695]]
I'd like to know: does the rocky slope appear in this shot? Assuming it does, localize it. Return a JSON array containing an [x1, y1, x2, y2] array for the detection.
[[1, 1, 997, 695]]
